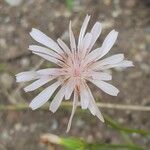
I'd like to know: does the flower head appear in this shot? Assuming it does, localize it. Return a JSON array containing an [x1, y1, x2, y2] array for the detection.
[[16, 15, 133, 132]]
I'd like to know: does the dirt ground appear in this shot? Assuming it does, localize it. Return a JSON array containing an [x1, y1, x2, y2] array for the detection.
[[0, 0, 150, 150]]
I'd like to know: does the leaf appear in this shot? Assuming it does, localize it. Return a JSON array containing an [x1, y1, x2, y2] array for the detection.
[[104, 115, 150, 136], [61, 137, 85, 150], [65, 0, 73, 11]]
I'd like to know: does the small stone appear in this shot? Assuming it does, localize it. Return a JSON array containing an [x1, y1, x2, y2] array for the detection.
[[5, 0, 23, 6], [21, 18, 29, 28], [20, 58, 30, 67], [76, 119, 84, 127], [125, 0, 136, 8], [0, 73, 14, 89], [61, 31, 69, 41], [0, 38, 7, 49], [140, 64, 150, 74], [51, 119, 58, 130], [48, 22, 55, 32], [14, 123, 22, 131], [103, 0, 111, 6]]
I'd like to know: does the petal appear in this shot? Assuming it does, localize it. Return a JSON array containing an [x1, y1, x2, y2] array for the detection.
[[78, 15, 91, 51], [91, 54, 124, 70], [84, 30, 118, 65], [82, 32, 92, 58], [36, 68, 66, 76], [88, 22, 102, 52], [89, 79, 119, 96], [32, 52, 64, 66], [57, 38, 71, 55], [90, 71, 112, 81], [24, 76, 55, 92], [100, 30, 118, 58], [30, 28, 63, 53], [29, 45, 63, 60], [100, 60, 134, 70], [87, 86, 104, 122], [15, 71, 39, 82], [80, 81, 90, 109], [113, 60, 134, 68], [66, 90, 78, 132], [64, 78, 75, 100], [29, 81, 61, 110], [69, 21, 76, 52], [49, 84, 66, 113]]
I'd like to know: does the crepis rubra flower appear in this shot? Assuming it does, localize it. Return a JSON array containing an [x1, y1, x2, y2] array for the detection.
[[16, 15, 133, 132]]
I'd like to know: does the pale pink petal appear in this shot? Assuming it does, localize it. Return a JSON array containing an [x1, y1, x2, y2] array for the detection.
[[32, 52, 65, 66], [78, 15, 91, 51], [84, 30, 118, 65], [81, 32, 92, 58], [100, 30, 118, 58], [24, 76, 56, 92], [29, 81, 61, 110], [57, 38, 71, 55], [99, 60, 134, 70], [15, 71, 39, 82], [80, 81, 90, 109], [49, 84, 66, 113], [64, 78, 75, 100], [36, 68, 66, 76], [88, 22, 102, 52], [89, 71, 112, 81], [83, 47, 103, 66], [29, 45, 63, 60], [91, 54, 124, 70], [30, 28, 63, 53], [69, 21, 76, 52], [87, 86, 104, 122], [66, 90, 78, 132], [89, 79, 119, 96], [113, 60, 134, 68]]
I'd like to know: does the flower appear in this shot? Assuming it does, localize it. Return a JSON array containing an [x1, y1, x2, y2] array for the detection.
[[16, 15, 133, 132]]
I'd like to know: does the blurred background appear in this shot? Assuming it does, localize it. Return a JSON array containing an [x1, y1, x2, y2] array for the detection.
[[0, 0, 150, 150]]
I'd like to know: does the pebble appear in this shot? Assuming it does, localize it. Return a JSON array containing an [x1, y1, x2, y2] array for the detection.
[[76, 119, 84, 128], [140, 64, 150, 74], [20, 58, 30, 67], [4, 0, 23, 6], [0, 38, 7, 49], [0, 73, 14, 89], [50, 119, 58, 130]]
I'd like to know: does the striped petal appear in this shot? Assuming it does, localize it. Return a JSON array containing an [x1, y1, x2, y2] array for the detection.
[[29, 81, 61, 110], [100, 60, 134, 70], [64, 78, 75, 100], [90, 72, 112, 81], [57, 38, 71, 55], [82, 32, 92, 58], [15, 71, 39, 82], [69, 21, 76, 52], [29, 45, 63, 60], [32, 52, 64, 66], [88, 22, 102, 52], [24, 76, 55, 92], [80, 81, 90, 109], [66, 90, 78, 132], [87, 85, 104, 122], [30, 28, 63, 53], [89, 79, 119, 96], [49, 84, 67, 113], [100, 30, 118, 58], [78, 15, 91, 51], [91, 54, 124, 70]]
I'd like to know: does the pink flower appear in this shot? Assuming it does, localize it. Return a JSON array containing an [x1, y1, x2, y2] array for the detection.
[[16, 15, 133, 132]]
